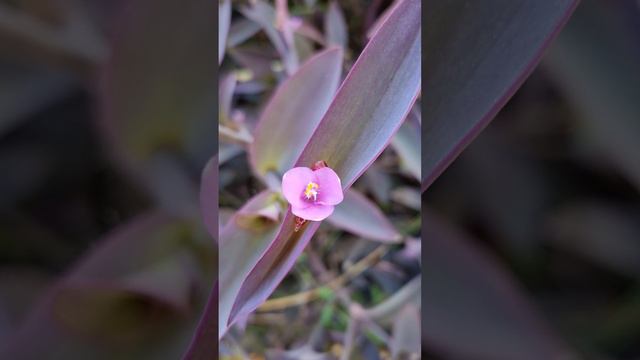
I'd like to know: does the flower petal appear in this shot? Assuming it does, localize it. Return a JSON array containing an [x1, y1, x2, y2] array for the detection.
[[292, 204, 335, 221], [282, 167, 315, 208], [314, 167, 344, 205]]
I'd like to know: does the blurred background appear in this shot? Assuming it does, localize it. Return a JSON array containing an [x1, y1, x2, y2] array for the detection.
[[424, 0, 640, 359], [0, 0, 215, 359]]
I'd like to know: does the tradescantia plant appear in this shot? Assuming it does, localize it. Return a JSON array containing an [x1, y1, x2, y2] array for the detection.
[[218, 0, 421, 337]]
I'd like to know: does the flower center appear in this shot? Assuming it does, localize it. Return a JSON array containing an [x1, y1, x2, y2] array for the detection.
[[304, 182, 319, 201]]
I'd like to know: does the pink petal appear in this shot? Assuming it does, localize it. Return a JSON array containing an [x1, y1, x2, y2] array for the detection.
[[282, 167, 315, 208], [314, 167, 344, 205], [292, 204, 335, 221]]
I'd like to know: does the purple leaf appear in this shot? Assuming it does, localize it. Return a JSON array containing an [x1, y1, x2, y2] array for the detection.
[[218, 73, 236, 124], [295, 0, 420, 189], [366, 276, 421, 325], [421, 0, 579, 192], [239, 0, 298, 75], [219, 191, 283, 337], [324, 1, 347, 48], [327, 189, 401, 243], [219, 0, 231, 64], [365, 0, 400, 40], [182, 282, 218, 360], [362, 163, 392, 205], [423, 209, 574, 359], [227, 18, 262, 48], [200, 156, 217, 241], [222, 0, 421, 335], [294, 21, 326, 46], [1, 213, 213, 359], [227, 213, 321, 324], [249, 47, 343, 181]]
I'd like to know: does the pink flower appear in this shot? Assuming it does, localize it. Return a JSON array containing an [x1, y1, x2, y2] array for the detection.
[[281, 166, 344, 221]]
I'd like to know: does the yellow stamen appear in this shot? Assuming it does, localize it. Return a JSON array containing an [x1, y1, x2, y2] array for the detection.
[[304, 182, 319, 201]]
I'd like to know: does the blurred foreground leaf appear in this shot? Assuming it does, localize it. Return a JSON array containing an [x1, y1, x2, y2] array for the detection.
[[99, 0, 216, 201], [0, 213, 213, 359], [422, 0, 579, 191]]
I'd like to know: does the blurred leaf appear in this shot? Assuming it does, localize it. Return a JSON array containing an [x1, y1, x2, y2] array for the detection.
[[362, 163, 392, 206], [0, 62, 75, 137], [219, 72, 237, 124], [390, 187, 420, 211], [0, 0, 106, 74], [239, 0, 298, 75], [200, 156, 217, 241], [391, 304, 421, 360], [547, 202, 640, 278], [99, 0, 216, 173], [221, 0, 420, 338], [366, 276, 420, 326], [0, 213, 213, 359], [182, 282, 218, 360], [219, 143, 243, 166], [327, 189, 401, 243], [0, 268, 50, 336], [421, 0, 579, 192], [294, 21, 326, 47], [365, 0, 399, 40], [65, 213, 212, 304], [146, 153, 200, 218], [219, 0, 230, 64], [228, 43, 278, 80], [422, 209, 574, 360], [227, 17, 261, 48], [455, 130, 549, 259], [543, 0, 640, 191], [324, 1, 347, 48], [296, 0, 420, 189], [395, 238, 421, 264], [293, 32, 314, 63], [249, 47, 343, 181], [391, 110, 421, 181]]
